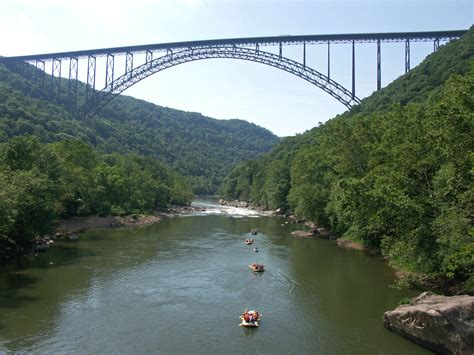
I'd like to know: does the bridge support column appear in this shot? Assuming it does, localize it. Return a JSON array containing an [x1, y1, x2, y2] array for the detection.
[[405, 39, 410, 73], [327, 41, 330, 81], [377, 39, 381, 90], [352, 40, 355, 99], [146, 50, 153, 66], [35, 59, 46, 89], [23, 61, 32, 79], [125, 52, 133, 75], [279, 42, 282, 59], [51, 58, 62, 97], [86, 55, 96, 104], [68, 57, 78, 106], [433, 38, 439, 51], [106, 54, 115, 90], [303, 41, 306, 68]]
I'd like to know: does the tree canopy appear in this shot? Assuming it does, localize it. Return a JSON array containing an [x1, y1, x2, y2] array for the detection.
[[0, 64, 279, 194], [220, 29, 474, 292], [0, 136, 193, 249]]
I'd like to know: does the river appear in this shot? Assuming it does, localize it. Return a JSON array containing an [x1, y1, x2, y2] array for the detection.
[[0, 200, 430, 354]]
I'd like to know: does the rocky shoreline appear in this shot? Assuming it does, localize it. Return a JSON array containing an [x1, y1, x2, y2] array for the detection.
[[55, 205, 205, 236], [220, 199, 474, 353], [0, 205, 206, 263], [218, 199, 348, 243], [217, 199, 472, 295], [384, 292, 474, 354]]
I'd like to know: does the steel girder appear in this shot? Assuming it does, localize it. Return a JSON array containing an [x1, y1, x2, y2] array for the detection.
[[1, 30, 465, 62], [87, 46, 360, 116]]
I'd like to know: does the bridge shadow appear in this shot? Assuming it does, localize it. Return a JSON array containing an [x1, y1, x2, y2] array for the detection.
[[0, 244, 97, 309], [14, 244, 97, 269], [0, 272, 41, 309]]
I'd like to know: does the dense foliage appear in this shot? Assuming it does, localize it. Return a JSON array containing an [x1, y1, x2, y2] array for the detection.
[[221, 29, 474, 291], [0, 136, 193, 250], [0, 65, 278, 194], [347, 27, 474, 116]]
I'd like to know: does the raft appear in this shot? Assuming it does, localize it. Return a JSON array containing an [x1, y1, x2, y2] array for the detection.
[[240, 310, 261, 327], [240, 319, 259, 327], [249, 264, 265, 272]]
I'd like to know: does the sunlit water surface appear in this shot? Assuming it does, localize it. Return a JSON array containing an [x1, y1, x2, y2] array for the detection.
[[0, 200, 430, 354]]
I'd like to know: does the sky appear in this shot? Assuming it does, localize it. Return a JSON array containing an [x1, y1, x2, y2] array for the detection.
[[0, 0, 472, 136]]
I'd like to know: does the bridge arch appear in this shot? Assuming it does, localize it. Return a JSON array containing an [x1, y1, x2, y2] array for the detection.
[[89, 46, 361, 115]]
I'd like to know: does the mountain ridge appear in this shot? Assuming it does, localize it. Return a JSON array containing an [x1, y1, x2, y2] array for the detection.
[[0, 63, 279, 193]]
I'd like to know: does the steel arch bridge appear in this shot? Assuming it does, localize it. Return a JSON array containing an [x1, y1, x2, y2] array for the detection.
[[95, 46, 359, 113], [0, 29, 466, 116]]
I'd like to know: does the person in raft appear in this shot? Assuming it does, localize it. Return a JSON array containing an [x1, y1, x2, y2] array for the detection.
[[242, 309, 259, 322], [242, 309, 250, 322]]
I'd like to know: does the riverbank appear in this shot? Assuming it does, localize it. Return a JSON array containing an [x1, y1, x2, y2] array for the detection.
[[55, 205, 205, 235], [217, 199, 471, 296], [218, 198, 339, 240], [0, 205, 206, 264], [0, 204, 426, 354], [384, 292, 474, 354]]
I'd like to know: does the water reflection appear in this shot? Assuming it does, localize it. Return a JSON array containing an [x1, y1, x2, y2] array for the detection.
[[0, 204, 430, 354]]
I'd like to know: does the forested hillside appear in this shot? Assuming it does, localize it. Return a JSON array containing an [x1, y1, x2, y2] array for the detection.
[[347, 27, 474, 116], [0, 136, 194, 256], [0, 64, 279, 194], [221, 28, 474, 292]]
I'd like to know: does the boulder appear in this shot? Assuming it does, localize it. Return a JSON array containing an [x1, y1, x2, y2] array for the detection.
[[237, 201, 248, 208], [383, 292, 474, 354], [315, 227, 336, 240], [291, 230, 314, 238], [336, 238, 365, 250]]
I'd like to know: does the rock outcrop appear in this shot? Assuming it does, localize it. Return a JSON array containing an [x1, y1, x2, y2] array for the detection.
[[218, 199, 249, 208], [217, 199, 271, 214], [291, 230, 314, 238], [383, 292, 474, 354], [336, 238, 365, 251]]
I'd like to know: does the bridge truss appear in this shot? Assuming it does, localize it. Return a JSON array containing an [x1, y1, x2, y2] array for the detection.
[[0, 30, 466, 116]]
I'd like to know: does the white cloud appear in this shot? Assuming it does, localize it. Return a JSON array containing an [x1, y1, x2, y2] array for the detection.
[[0, 12, 48, 56]]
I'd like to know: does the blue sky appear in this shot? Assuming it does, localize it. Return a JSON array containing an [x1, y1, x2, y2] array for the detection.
[[1, 0, 472, 136]]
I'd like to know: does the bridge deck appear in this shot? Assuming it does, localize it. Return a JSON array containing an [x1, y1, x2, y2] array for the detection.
[[0, 30, 467, 62]]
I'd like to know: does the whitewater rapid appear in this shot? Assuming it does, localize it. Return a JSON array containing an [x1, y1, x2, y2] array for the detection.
[[191, 200, 267, 218]]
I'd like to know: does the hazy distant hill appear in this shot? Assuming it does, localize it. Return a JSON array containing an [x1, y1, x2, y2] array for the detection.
[[0, 63, 279, 193]]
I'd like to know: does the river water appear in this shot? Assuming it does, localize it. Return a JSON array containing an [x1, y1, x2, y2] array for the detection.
[[0, 200, 430, 354]]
